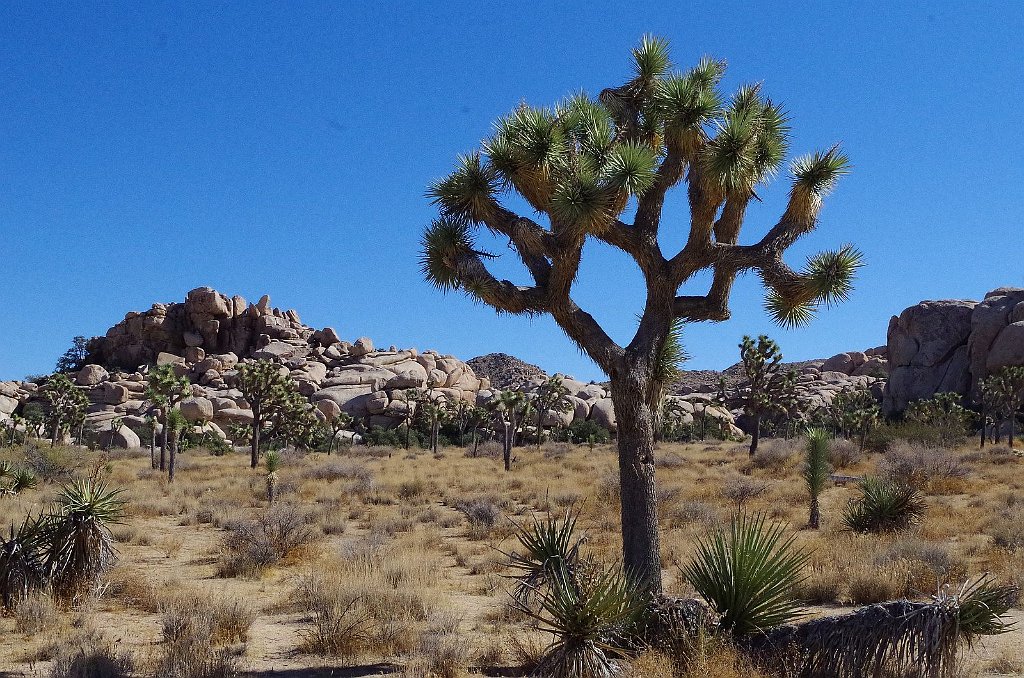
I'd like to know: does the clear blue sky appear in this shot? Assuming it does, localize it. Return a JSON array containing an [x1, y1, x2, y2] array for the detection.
[[2, 2, 1023, 382]]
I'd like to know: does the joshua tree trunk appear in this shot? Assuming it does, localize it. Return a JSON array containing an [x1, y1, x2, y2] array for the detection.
[[1009, 414, 1015, 450], [502, 421, 512, 471], [49, 416, 61, 448], [748, 413, 761, 456], [160, 416, 168, 471], [168, 430, 177, 483], [609, 371, 662, 594], [250, 401, 261, 469], [808, 495, 820, 529], [150, 426, 157, 469]]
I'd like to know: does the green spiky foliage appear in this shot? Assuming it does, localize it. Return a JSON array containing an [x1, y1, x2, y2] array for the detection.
[[146, 364, 192, 473], [651, 319, 689, 443], [533, 376, 574, 447], [40, 372, 90, 448], [725, 335, 799, 456], [524, 563, 646, 678], [236, 359, 303, 469], [905, 392, 974, 447], [264, 450, 281, 504], [842, 477, 925, 533], [0, 460, 12, 482], [502, 506, 586, 605], [10, 468, 37, 494], [0, 514, 49, 611], [490, 390, 526, 471], [802, 428, 832, 529], [46, 478, 126, 601], [682, 512, 808, 635], [423, 35, 860, 592]]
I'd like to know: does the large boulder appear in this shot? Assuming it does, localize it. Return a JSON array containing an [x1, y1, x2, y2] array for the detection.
[[77, 364, 109, 386], [180, 397, 214, 423], [590, 398, 617, 432], [883, 299, 976, 414]]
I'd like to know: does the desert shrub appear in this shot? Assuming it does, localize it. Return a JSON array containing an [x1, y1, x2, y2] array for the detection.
[[842, 478, 925, 533], [552, 420, 611, 445], [14, 591, 58, 634], [795, 568, 842, 604], [827, 438, 862, 469], [873, 539, 967, 595], [362, 425, 426, 449], [473, 440, 503, 458], [847, 563, 906, 604], [302, 459, 373, 483], [216, 505, 319, 578], [22, 443, 73, 481], [986, 505, 1024, 550], [880, 441, 967, 490], [720, 475, 769, 512], [48, 627, 134, 678], [667, 500, 721, 530], [454, 497, 502, 540], [864, 420, 955, 452], [746, 439, 797, 474], [404, 611, 470, 678]]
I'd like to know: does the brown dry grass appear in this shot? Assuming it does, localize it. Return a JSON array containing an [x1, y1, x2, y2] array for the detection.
[[0, 437, 1021, 676]]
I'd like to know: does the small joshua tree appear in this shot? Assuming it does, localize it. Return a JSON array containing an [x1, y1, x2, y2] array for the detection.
[[264, 451, 281, 504], [830, 385, 880, 450], [146, 364, 191, 471], [802, 428, 832, 529], [729, 335, 798, 456], [491, 390, 525, 471], [40, 373, 89, 448], [164, 409, 188, 483], [422, 37, 860, 589], [979, 367, 1024, 448], [236, 359, 300, 469], [532, 375, 574, 447], [327, 411, 354, 455]]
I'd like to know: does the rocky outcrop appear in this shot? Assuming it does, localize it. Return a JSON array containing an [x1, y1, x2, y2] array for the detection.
[[466, 353, 547, 391], [883, 287, 1024, 414]]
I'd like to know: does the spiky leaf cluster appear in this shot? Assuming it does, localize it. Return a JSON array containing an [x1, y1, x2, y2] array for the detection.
[[842, 477, 925, 533], [682, 512, 808, 635], [40, 373, 89, 443], [726, 335, 798, 419]]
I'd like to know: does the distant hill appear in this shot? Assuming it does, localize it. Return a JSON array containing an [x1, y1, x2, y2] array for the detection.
[[466, 353, 547, 391]]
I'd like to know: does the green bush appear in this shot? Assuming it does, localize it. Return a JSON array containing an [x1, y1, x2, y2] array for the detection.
[[552, 420, 611, 445], [842, 477, 926, 533]]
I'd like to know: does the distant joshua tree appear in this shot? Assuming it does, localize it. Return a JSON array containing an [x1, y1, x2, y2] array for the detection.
[[729, 335, 798, 457], [40, 373, 89, 447], [421, 36, 860, 591]]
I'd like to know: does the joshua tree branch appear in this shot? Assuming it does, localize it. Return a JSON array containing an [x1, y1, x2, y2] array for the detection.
[[450, 250, 549, 315]]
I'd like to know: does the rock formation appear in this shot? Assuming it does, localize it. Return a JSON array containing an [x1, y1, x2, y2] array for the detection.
[[883, 287, 1024, 414], [466, 353, 547, 391]]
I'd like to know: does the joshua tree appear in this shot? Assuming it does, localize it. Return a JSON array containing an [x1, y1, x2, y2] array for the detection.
[[146, 364, 191, 471], [393, 388, 420, 449], [236, 359, 299, 469], [802, 428, 832, 529], [727, 335, 798, 456], [164, 409, 188, 483], [40, 373, 89, 447], [144, 413, 158, 469], [103, 417, 124, 451], [830, 385, 881, 450], [326, 411, 354, 455], [466, 405, 490, 456], [979, 367, 1024, 448], [421, 36, 860, 590], [491, 390, 525, 471], [532, 375, 574, 448], [23, 403, 46, 440], [416, 388, 448, 454]]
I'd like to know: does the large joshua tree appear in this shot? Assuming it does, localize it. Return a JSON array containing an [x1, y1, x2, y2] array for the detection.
[[421, 36, 861, 591]]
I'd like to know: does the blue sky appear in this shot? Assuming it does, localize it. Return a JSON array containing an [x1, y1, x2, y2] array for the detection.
[[2, 2, 1022, 382]]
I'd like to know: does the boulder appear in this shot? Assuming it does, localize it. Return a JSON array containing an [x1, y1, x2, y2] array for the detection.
[[105, 425, 141, 450], [350, 337, 374, 357], [590, 398, 617, 432], [156, 352, 185, 366], [77, 364, 109, 386], [180, 397, 214, 423], [987, 321, 1024, 371], [214, 408, 254, 425], [100, 382, 130, 405]]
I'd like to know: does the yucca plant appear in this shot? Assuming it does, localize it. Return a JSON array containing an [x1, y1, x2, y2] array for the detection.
[[0, 459, 12, 481], [0, 514, 49, 611], [682, 512, 808, 635], [842, 476, 925, 533], [10, 468, 37, 494], [264, 450, 281, 504], [525, 563, 646, 678], [501, 505, 585, 605], [802, 428, 832, 529], [46, 478, 126, 601]]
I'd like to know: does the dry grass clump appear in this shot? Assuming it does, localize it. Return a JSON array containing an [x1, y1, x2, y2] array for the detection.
[[294, 533, 446, 659], [47, 626, 134, 678], [744, 439, 798, 475], [985, 503, 1024, 549], [453, 496, 503, 539], [880, 441, 968, 493], [828, 438, 862, 469], [720, 474, 769, 511], [623, 634, 781, 678], [401, 610, 471, 678], [216, 503, 320, 577], [160, 591, 255, 645], [14, 591, 58, 634]]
